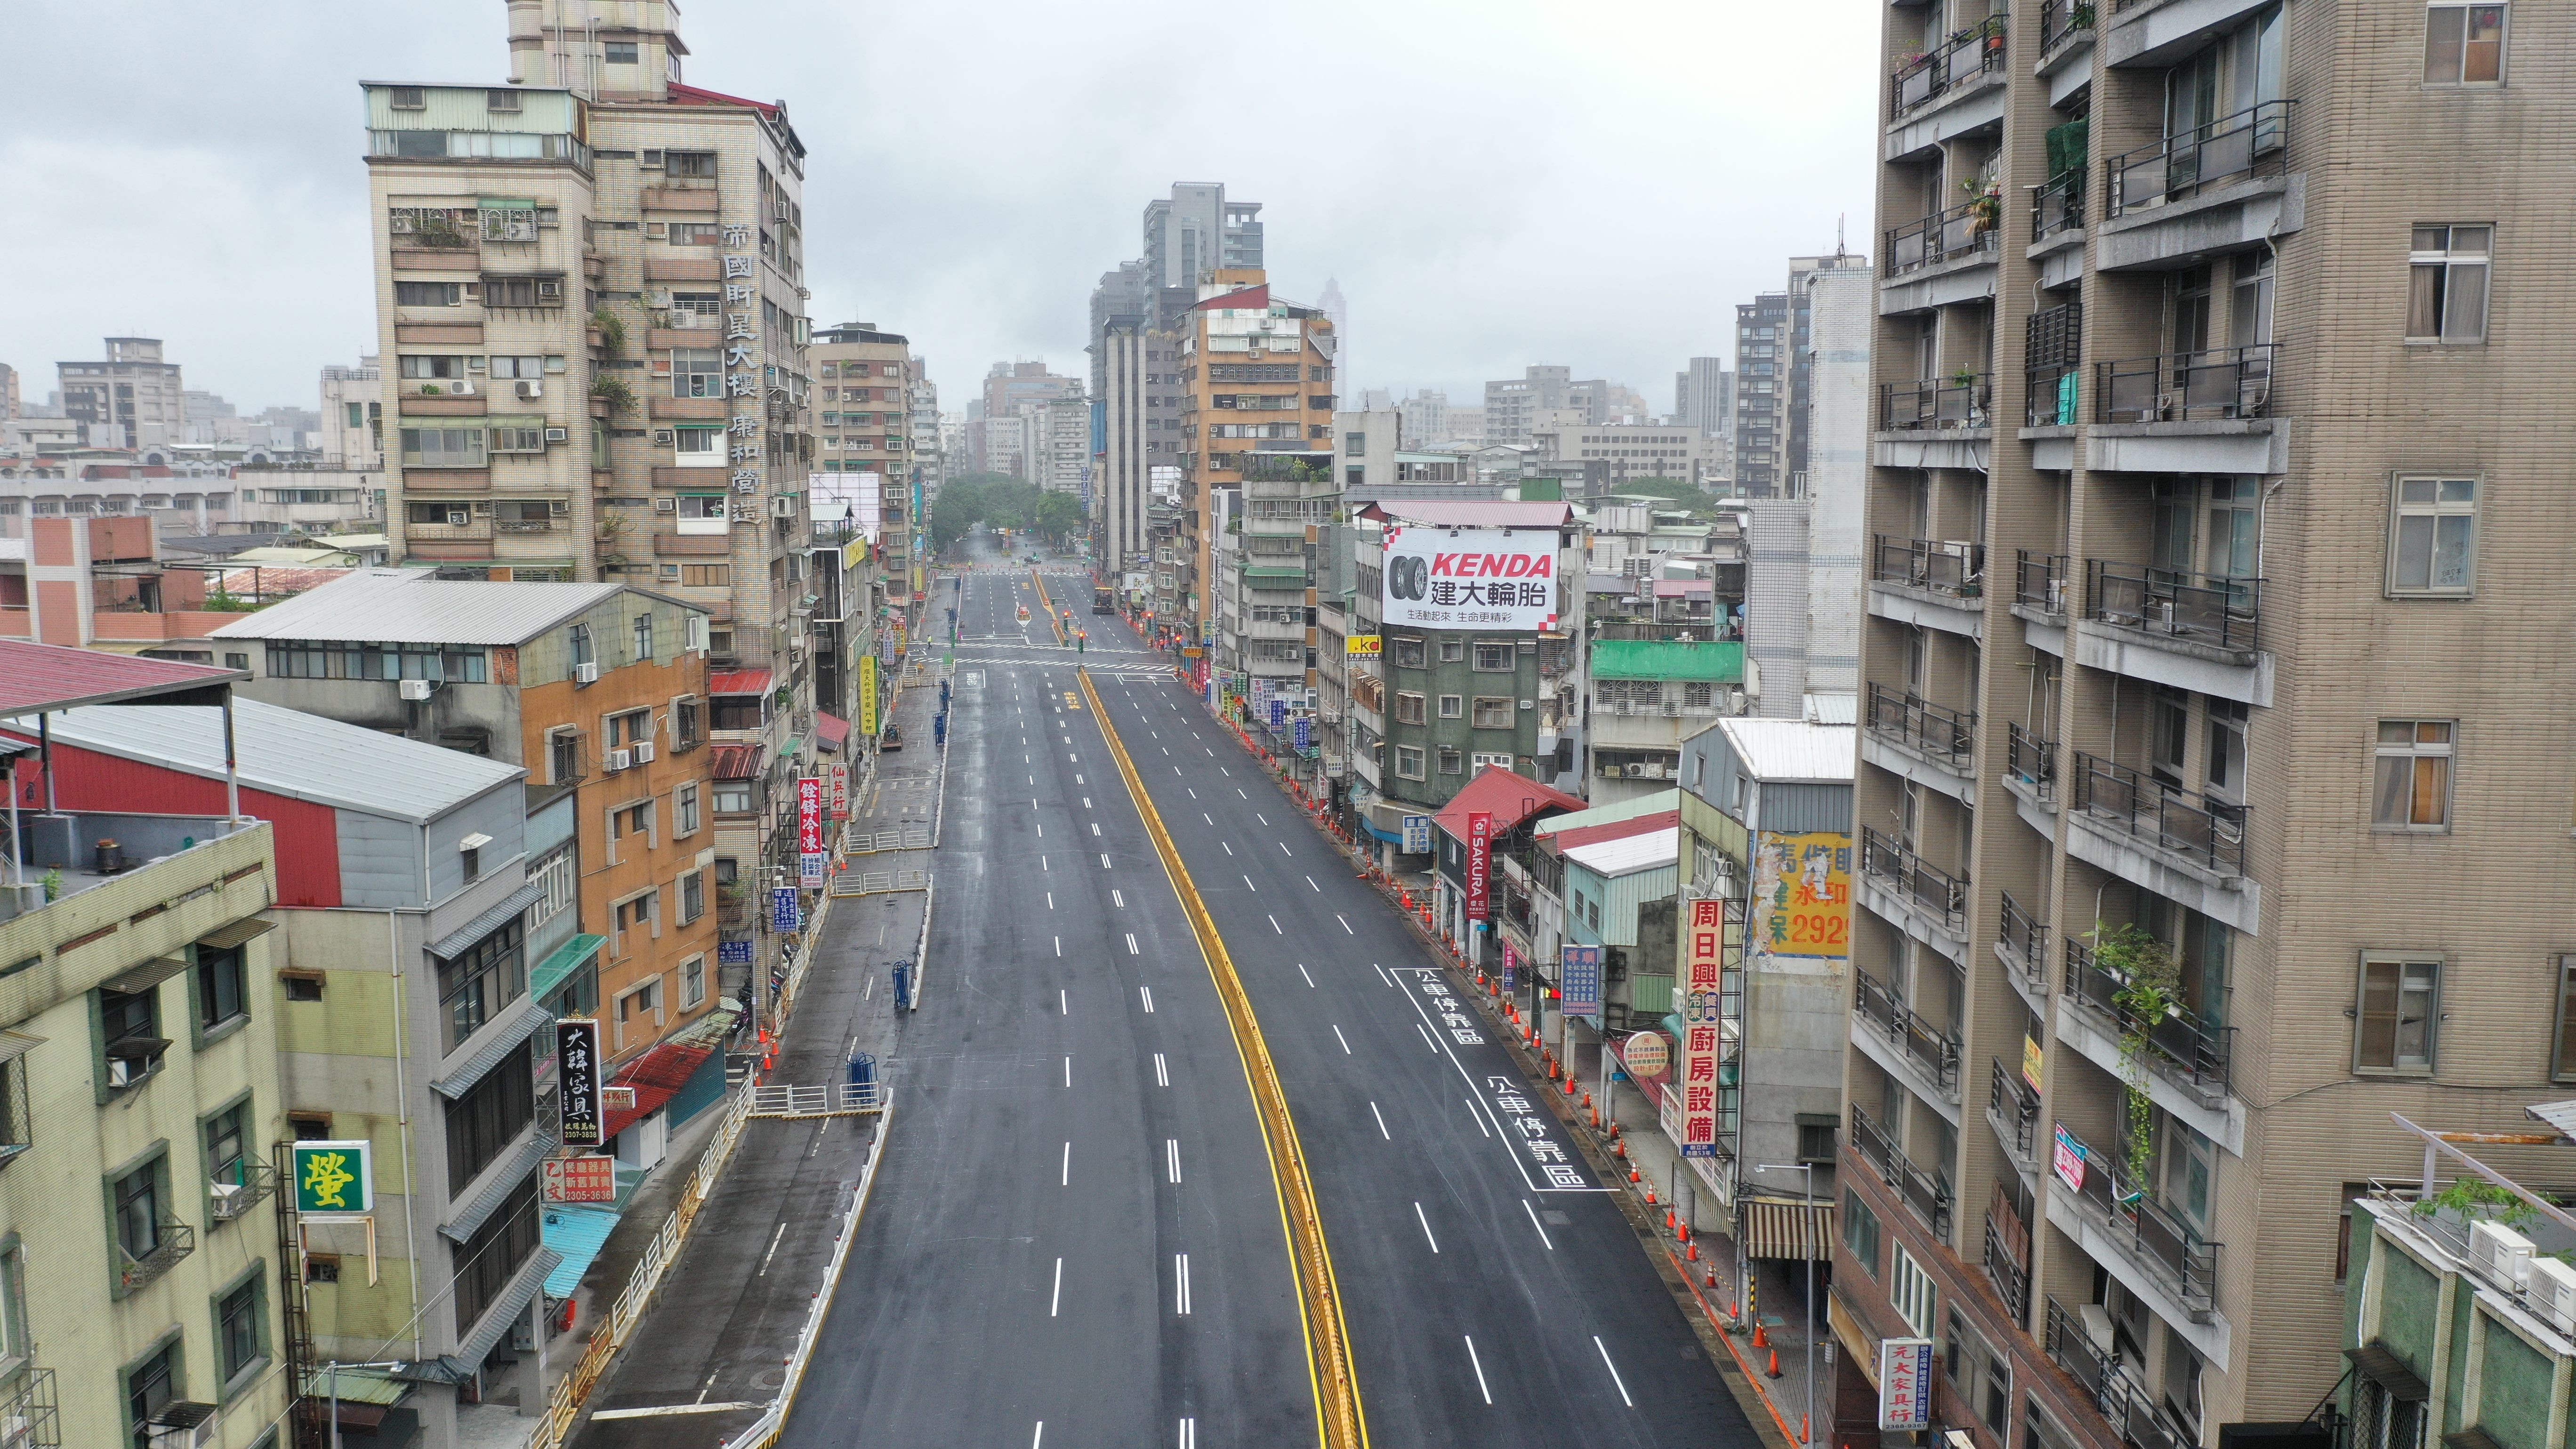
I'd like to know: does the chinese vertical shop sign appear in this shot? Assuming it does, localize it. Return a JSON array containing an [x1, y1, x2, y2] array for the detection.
[[1679, 895, 1723, 1159], [556, 1018, 604, 1147], [1464, 810, 1492, 922], [797, 774, 826, 887]]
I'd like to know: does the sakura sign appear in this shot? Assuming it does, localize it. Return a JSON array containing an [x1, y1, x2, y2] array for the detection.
[[1380, 526, 1559, 631]]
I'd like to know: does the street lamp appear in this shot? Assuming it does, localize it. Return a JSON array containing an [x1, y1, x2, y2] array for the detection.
[[1757, 1161, 1820, 1447]]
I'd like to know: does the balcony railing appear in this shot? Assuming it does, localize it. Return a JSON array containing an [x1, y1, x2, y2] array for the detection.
[[2028, 362, 2083, 427], [2069, 750, 2249, 880], [1997, 890, 2049, 996], [1851, 1103, 1953, 1239], [1891, 16, 2008, 117], [2085, 559, 2261, 655], [2005, 724, 2058, 804], [1988, 1058, 2041, 1163], [2039, 0, 2096, 55], [1986, 1204, 2032, 1328], [1872, 535, 1985, 599], [2096, 343, 2276, 424], [1860, 826, 1968, 935], [208, 1157, 279, 1222], [2053, 1121, 2223, 1318], [1855, 966, 1964, 1097], [0, 1367, 60, 1449], [2105, 99, 2294, 218], [118, 1216, 197, 1293], [2032, 168, 2085, 241], [2046, 1297, 2193, 1449], [1883, 375, 1990, 431], [1885, 198, 2000, 277], [2013, 550, 2069, 615], [1867, 683, 1977, 771], [2062, 934, 2237, 1106]]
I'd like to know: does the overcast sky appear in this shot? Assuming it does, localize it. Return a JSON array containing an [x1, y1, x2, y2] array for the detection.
[[0, 0, 1879, 418]]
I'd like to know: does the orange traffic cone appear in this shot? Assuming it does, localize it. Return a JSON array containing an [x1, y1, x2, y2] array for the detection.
[[1753, 1323, 1769, 1349], [1687, 1240, 1698, 1262], [1767, 1349, 1782, 1379], [1645, 1185, 1656, 1206], [1628, 1164, 1639, 1182]]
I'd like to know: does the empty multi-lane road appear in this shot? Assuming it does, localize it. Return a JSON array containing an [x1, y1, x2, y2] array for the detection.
[[779, 532, 1765, 1447]]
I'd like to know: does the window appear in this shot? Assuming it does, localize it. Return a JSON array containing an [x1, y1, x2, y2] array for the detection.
[[2355, 955, 2440, 1074], [288, 1112, 331, 1143], [126, 1338, 177, 1449], [1437, 747, 1464, 775], [1394, 745, 1426, 780], [1393, 692, 1426, 725], [1843, 1188, 1883, 1278], [604, 40, 638, 63], [676, 782, 701, 837], [531, 844, 575, 926], [459, 842, 482, 884], [682, 954, 707, 1009], [680, 871, 706, 924], [715, 783, 754, 814], [616, 978, 664, 1044], [677, 493, 728, 535], [489, 423, 546, 454], [2424, 4, 2506, 84], [666, 150, 717, 178], [2554, 956, 2576, 1083], [219, 1276, 264, 1383], [399, 354, 464, 380], [204, 1101, 250, 1195], [673, 348, 723, 399], [680, 562, 730, 588], [481, 274, 562, 308], [443, 1039, 534, 1194], [1438, 694, 1463, 720], [617, 892, 657, 941], [2206, 699, 2248, 804], [2408, 225, 2491, 342], [614, 801, 652, 840], [100, 983, 167, 1087], [2373, 720, 2453, 830], [674, 425, 723, 462], [451, 1173, 540, 1330], [633, 613, 654, 663], [1472, 696, 1513, 729], [196, 943, 247, 1033], [1390, 636, 1425, 668], [1440, 638, 1465, 663], [569, 623, 594, 674], [394, 281, 463, 307], [1889, 1244, 1937, 1336], [2388, 476, 2477, 595], [400, 426, 487, 467], [667, 221, 718, 245], [113, 1155, 166, 1279], [436, 918, 525, 1052], [1473, 642, 1513, 671], [548, 728, 585, 783], [1798, 1117, 1838, 1164]]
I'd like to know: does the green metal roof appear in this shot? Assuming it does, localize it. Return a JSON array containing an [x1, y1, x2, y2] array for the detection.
[[1589, 639, 1743, 682], [530, 933, 604, 1002]]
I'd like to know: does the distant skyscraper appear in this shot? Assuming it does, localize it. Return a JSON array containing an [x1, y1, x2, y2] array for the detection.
[[1675, 357, 1732, 447], [1318, 277, 1348, 398], [1142, 183, 1263, 289]]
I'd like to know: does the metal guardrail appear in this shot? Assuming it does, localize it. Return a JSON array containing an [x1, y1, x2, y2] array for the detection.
[[2005, 723, 2058, 802], [2045, 1296, 2193, 1449], [1988, 1058, 2040, 1162], [1850, 1102, 1953, 1239], [2096, 343, 2276, 424], [2014, 550, 2069, 614], [1855, 966, 1963, 1098], [0, 1367, 58, 1449], [749, 1081, 886, 1118], [2085, 559, 2262, 655], [1986, 1214, 2032, 1328], [1860, 826, 1968, 935], [843, 826, 932, 854], [1872, 535, 1985, 598], [2069, 749, 2251, 877], [2039, 0, 2095, 55], [2032, 168, 2085, 241], [1886, 198, 1999, 276], [1867, 683, 1977, 770], [1883, 375, 1990, 431], [2105, 99, 2294, 218], [1996, 890, 2050, 998], [1891, 16, 2007, 117], [2050, 1120, 2223, 1320], [2061, 933, 2236, 1105], [829, 868, 931, 897]]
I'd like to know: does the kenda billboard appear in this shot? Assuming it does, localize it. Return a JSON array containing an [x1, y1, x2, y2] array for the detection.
[[1380, 526, 1559, 632]]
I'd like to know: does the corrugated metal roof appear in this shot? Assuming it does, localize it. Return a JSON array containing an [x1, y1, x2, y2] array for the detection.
[[1717, 717, 1857, 783], [1564, 826, 1678, 876], [430, 887, 549, 968], [1803, 692, 1859, 725], [1549, 810, 1681, 854], [0, 640, 243, 716], [3, 699, 522, 822], [709, 668, 773, 696], [207, 567, 627, 644], [1430, 765, 1588, 837], [1591, 639, 1744, 682], [541, 1203, 622, 1298], [1366, 500, 1572, 529], [1538, 790, 1681, 837]]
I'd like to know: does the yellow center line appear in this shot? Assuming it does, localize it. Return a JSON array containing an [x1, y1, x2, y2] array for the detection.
[[1032, 569, 1066, 644], [1078, 668, 1368, 1449]]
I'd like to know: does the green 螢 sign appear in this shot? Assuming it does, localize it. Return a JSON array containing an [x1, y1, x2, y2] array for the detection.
[[292, 1139, 374, 1215]]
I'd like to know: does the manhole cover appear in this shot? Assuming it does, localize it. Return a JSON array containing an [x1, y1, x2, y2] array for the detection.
[[754, 1368, 786, 1390]]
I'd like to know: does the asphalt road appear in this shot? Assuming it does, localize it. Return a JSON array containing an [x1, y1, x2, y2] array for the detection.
[[783, 529, 1763, 1447]]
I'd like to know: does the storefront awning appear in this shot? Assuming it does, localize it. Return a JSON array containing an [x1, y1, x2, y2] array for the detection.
[[541, 1202, 622, 1298], [814, 712, 850, 750], [709, 668, 773, 697], [529, 934, 604, 1004], [1736, 1196, 1835, 1262]]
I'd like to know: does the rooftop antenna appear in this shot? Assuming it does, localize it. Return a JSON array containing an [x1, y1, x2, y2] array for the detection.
[[1836, 213, 1847, 258]]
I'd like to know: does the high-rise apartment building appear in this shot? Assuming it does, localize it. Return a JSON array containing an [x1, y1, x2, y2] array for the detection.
[[1040, 394, 1090, 498], [1396, 388, 1482, 448], [1836, 5, 2573, 1447], [810, 323, 911, 716], [363, 2, 822, 999], [1143, 183, 1264, 289], [1733, 294, 1790, 493], [56, 337, 185, 448], [0, 362, 20, 420], [1675, 356, 1735, 448], [1173, 271, 1334, 646]]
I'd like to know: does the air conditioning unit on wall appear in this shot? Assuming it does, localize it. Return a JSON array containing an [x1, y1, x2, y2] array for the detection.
[[605, 748, 633, 772], [575, 661, 600, 685], [631, 741, 657, 764]]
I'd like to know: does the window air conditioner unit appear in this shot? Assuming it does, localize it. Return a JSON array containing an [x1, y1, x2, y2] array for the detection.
[[576, 661, 600, 685], [209, 1182, 246, 1216], [2529, 1255, 2576, 1334], [653, 429, 676, 447], [605, 748, 633, 772], [2470, 1220, 2535, 1291], [537, 280, 563, 300], [644, 221, 668, 239], [450, 380, 476, 395], [1624, 764, 1647, 779], [399, 678, 434, 701], [516, 379, 544, 400], [641, 149, 665, 168], [546, 426, 569, 443], [444, 510, 469, 526], [771, 496, 798, 517], [631, 741, 657, 764], [654, 497, 676, 512]]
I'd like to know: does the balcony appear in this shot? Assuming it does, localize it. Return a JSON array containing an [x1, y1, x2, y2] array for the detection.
[[1884, 197, 1999, 280], [0, 1368, 60, 1449], [1985, 1211, 2032, 1329], [2069, 750, 2249, 892], [1866, 683, 1976, 774], [2051, 1121, 2223, 1321], [1996, 890, 2050, 1000], [1854, 966, 1963, 1102], [1850, 1103, 1953, 1239], [2085, 559, 2262, 664], [1987, 1058, 2041, 1174], [208, 1157, 280, 1222], [2061, 933, 2235, 1108], [2046, 1297, 2194, 1449], [2096, 343, 2274, 426], [1891, 16, 2007, 119], [1883, 375, 1990, 432], [118, 1215, 198, 1293], [2100, 101, 2302, 272], [1860, 826, 1967, 939], [2004, 723, 2058, 807], [2038, 0, 2097, 60]]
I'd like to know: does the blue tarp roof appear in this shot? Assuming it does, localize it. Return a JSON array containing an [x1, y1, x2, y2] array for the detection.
[[541, 1203, 621, 1298]]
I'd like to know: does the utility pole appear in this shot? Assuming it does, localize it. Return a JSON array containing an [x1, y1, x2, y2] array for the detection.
[[1756, 1162, 1821, 1447]]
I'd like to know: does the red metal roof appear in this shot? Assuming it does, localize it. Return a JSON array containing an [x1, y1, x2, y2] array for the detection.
[[1542, 809, 1681, 854], [666, 81, 782, 117], [710, 743, 764, 781], [708, 668, 772, 696], [601, 1038, 720, 1141], [0, 639, 243, 717], [813, 712, 850, 749], [1193, 284, 1269, 312], [1429, 766, 1588, 839]]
